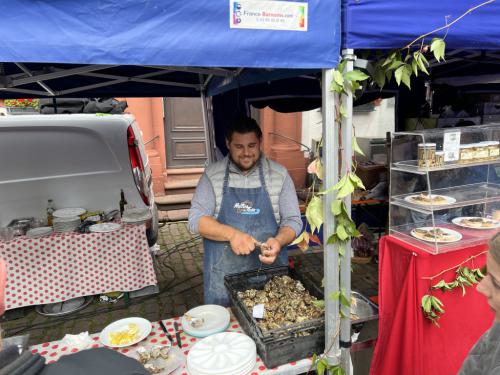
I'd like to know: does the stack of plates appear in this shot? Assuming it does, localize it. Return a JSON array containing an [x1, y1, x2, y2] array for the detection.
[[53, 208, 86, 218], [187, 332, 256, 375], [26, 227, 53, 238], [53, 217, 81, 233], [121, 208, 152, 225]]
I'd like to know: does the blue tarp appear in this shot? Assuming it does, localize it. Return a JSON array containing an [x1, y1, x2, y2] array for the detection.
[[0, 0, 340, 69], [343, 0, 500, 50]]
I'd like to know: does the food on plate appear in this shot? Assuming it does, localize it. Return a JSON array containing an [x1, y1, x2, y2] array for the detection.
[[108, 323, 140, 346], [136, 345, 171, 374], [458, 217, 498, 229], [144, 363, 164, 374], [183, 313, 204, 328], [410, 193, 449, 205], [413, 228, 458, 242]]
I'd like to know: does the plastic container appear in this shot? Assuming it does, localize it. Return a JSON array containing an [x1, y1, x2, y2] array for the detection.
[[484, 141, 500, 160], [224, 266, 324, 369], [417, 143, 436, 169], [473, 143, 489, 162], [434, 151, 444, 167], [459, 144, 474, 164]]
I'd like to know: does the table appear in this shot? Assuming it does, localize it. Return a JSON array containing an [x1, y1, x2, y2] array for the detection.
[[370, 235, 494, 375], [0, 224, 157, 310], [30, 313, 313, 375]]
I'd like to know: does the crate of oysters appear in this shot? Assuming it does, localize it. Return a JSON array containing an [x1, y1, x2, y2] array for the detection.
[[224, 266, 325, 369]]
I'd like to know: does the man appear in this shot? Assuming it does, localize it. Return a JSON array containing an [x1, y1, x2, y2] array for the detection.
[[188, 116, 302, 306], [459, 231, 500, 374]]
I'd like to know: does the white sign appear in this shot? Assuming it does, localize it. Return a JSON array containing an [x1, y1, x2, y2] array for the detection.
[[443, 131, 461, 162], [230, 0, 308, 31], [252, 303, 265, 319]]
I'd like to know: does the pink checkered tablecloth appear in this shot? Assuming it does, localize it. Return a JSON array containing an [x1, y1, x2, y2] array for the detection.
[[30, 314, 313, 375], [0, 224, 157, 310]]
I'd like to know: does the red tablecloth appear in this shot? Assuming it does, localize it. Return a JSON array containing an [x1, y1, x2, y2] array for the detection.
[[0, 224, 157, 310], [370, 235, 494, 375]]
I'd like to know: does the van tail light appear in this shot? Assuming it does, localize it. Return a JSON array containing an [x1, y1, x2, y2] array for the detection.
[[127, 125, 150, 205]]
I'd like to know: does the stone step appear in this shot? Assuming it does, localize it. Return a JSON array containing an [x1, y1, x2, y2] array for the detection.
[[164, 178, 200, 190], [156, 193, 193, 205], [155, 193, 194, 211], [158, 209, 190, 222], [166, 167, 204, 175]]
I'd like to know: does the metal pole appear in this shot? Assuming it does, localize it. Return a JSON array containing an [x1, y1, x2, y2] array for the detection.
[[322, 68, 340, 367], [200, 90, 213, 164], [340, 48, 355, 374]]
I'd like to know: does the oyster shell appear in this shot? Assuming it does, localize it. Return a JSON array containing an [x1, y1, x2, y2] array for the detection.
[[239, 275, 323, 334]]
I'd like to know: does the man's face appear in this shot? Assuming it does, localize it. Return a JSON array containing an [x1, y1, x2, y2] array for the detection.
[[477, 253, 500, 322], [226, 131, 261, 172]]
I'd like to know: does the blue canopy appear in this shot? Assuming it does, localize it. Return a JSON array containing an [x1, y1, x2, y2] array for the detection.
[[342, 0, 500, 50], [0, 0, 339, 69]]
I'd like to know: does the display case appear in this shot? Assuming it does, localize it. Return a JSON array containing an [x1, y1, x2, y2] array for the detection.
[[389, 124, 500, 254]]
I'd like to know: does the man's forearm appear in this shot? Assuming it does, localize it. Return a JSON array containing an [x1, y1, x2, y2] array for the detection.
[[198, 216, 237, 242], [274, 226, 297, 248]]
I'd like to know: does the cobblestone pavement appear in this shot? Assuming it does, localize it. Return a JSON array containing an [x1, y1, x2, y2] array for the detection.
[[2, 222, 379, 375]]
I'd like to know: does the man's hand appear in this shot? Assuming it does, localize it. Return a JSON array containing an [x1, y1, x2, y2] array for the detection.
[[259, 237, 281, 264], [229, 230, 256, 255]]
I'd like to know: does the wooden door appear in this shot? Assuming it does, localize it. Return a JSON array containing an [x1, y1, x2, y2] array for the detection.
[[164, 98, 208, 168]]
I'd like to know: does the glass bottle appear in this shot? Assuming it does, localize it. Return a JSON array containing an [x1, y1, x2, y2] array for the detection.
[[47, 199, 56, 227], [119, 189, 127, 217]]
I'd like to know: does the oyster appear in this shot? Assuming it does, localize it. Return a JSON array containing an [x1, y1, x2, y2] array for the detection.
[[144, 363, 164, 374], [136, 347, 150, 364], [239, 275, 323, 334]]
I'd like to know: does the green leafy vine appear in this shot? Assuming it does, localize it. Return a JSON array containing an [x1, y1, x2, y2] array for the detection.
[[298, 1, 493, 371], [421, 251, 487, 326]]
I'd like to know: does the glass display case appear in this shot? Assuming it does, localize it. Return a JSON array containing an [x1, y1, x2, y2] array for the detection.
[[389, 124, 500, 254]]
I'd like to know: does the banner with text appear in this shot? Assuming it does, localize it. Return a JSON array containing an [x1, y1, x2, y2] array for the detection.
[[230, 0, 308, 31]]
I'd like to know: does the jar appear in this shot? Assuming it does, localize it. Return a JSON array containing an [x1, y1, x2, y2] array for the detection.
[[417, 143, 436, 169], [483, 141, 500, 160], [434, 151, 444, 167], [459, 144, 474, 164], [473, 142, 489, 162]]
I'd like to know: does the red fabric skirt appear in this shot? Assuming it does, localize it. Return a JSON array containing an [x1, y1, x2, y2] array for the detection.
[[370, 235, 493, 375]]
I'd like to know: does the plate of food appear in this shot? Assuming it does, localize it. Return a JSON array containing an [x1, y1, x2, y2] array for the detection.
[[410, 227, 462, 243], [404, 193, 456, 206], [452, 217, 500, 230], [136, 345, 185, 375], [100, 317, 152, 348], [181, 304, 230, 338]]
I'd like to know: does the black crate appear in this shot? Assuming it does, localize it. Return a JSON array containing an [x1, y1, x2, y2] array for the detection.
[[224, 266, 325, 369]]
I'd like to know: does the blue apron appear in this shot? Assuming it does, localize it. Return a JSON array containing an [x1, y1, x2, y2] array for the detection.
[[203, 159, 288, 306]]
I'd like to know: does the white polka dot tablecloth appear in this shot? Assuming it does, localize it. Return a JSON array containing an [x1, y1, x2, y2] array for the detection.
[[30, 313, 313, 375], [0, 224, 157, 310]]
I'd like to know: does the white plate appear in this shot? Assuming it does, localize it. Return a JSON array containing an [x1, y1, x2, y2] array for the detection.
[[187, 332, 256, 375], [136, 345, 185, 375], [410, 227, 462, 243], [53, 208, 86, 218], [452, 216, 500, 230], [100, 317, 151, 348], [404, 194, 456, 206], [89, 223, 121, 233], [181, 305, 230, 338], [26, 227, 53, 238]]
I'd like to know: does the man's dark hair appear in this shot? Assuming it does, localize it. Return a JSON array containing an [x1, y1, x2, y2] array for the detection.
[[225, 116, 262, 141]]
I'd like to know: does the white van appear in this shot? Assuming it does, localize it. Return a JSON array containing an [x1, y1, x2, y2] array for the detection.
[[0, 114, 158, 245]]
